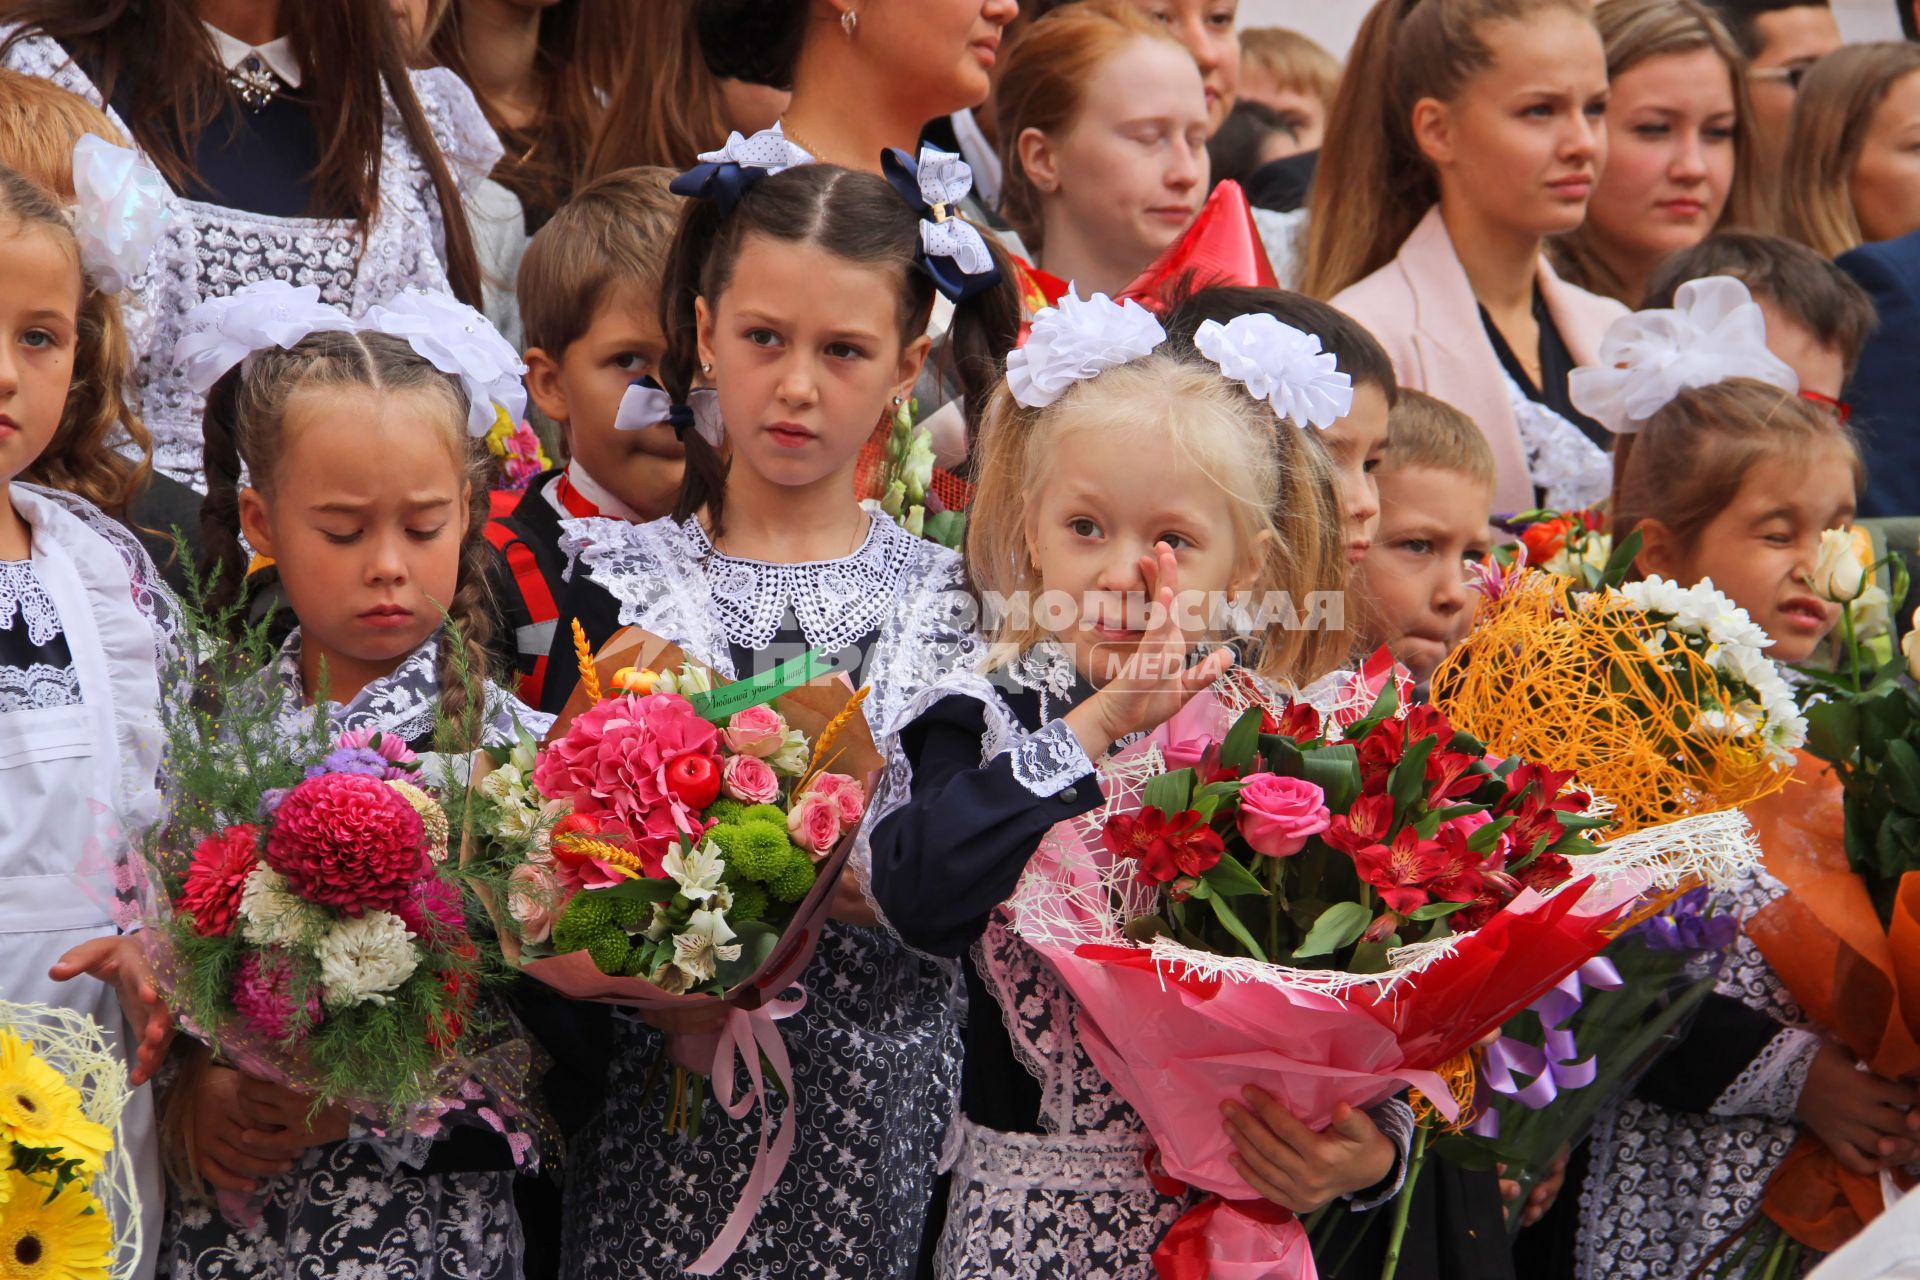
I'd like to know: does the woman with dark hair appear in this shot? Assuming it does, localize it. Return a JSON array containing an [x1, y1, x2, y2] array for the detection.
[[0, 0, 499, 490], [426, 0, 609, 234], [584, 0, 789, 177], [697, 0, 1018, 175]]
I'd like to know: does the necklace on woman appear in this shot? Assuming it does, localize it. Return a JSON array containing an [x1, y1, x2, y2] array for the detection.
[[777, 117, 841, 167]]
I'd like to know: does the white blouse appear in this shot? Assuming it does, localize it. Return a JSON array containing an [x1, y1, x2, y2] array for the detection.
[[0, 27, 505, 490]]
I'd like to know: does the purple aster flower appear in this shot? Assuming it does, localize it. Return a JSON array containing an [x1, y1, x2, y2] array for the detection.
[[307, 746, 394, 780]]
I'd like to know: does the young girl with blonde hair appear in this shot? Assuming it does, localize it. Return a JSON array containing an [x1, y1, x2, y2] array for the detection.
[[869, 292, 1414, 1279]]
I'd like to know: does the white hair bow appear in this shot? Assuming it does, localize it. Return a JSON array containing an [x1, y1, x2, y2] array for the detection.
[[176, 280, 357, 395], [1005, 288, 1167, 409], [1568, 276, 1799, 434], [671, 125, 814, 214], [361, 289, 529, 436], [70, 133, 170, 295], [178, 282, 528, 437], [615, 377, 725, 449], [882, 145, 1000, 301], [1194, 314, 1354, 429]]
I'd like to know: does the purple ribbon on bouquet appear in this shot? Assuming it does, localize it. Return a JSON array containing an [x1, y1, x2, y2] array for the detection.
[[1469, 957, 1623, 1138]]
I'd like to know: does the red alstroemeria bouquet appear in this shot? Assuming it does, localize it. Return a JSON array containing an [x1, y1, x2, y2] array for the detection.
[[1004, 664, 1757, 1279]]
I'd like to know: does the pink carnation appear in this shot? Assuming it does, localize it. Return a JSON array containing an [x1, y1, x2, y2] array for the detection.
[[805, 772, 867, 828], [721, 754, 781, 805], [532, 693, 720, 864], [393, 874, 465, 942], [787, 793, 843, 858], [1235, 774, 1332, 858], [722, 705, 788, 758], [176, 824, 261, 937], [265, 773, 430, 915], [231, 950, 321, 1044]]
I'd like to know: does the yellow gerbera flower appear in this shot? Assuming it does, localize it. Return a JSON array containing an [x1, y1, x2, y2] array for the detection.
[[0, 1169, 114, 1280], [0, 1035, 110, 1173]]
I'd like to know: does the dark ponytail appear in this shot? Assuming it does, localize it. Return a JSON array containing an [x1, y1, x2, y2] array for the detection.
[[660, 161, 1022, 536], [198, 369, 252, 622]]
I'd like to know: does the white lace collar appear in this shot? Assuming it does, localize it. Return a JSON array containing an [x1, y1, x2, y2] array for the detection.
[[678, 514, 922, 655], [271, 629, 441, 745], [202, 22, 303, 88], [0, 560, 60, 647], [1499, 368, 1613, 512]]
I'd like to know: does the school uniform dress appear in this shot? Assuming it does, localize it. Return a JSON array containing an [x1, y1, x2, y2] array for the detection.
[[1332, 206, 1625, 514], [0, 483, 179, 1280], [546, 513, 979, 1279], [867, 642, 1416, 1280], [1573, 862, 1822, 1279], [160, 629, 553, 1280], [0, 24, 502, 491]]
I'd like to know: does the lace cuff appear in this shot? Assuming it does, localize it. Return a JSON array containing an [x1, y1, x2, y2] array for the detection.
[[1346, 1095, 1417, 1212], [1006, 718, 1095, 798], [1709, 1026, 1822, 1122]]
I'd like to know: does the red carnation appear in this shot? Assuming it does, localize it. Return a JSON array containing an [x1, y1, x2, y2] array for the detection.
[[1103, 807, 1225, 885], [177, 824, 261, 937], [265, 773, 429, 916]]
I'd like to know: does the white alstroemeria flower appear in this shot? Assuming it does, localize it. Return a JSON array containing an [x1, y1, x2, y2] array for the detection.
[[671, 908, 742, 987], [664, 839, 728, 904]]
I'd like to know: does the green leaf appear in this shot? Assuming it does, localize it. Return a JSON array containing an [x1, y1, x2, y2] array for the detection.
[[1207, 893, 1268, 961], [1299, 744, 1363, 812], [598, 877, 678, 905], [1142, 768, 1197, 816], [1598, 527, 1643, 589], [714, 921, 779, 988], [1203, 850, 1269, 899], [1344, 678, 1402, 743], [1446, 730, 1487, 756], [1465, 815, 1516, 854], [1407, 899, 1469, 921], [1293, 901, 1372, 958], [1220, 707, 1265, 773], [1804, 699, 1861, 764], [1885, 739, 1920, 811], [1387, 735, 1437, 817]]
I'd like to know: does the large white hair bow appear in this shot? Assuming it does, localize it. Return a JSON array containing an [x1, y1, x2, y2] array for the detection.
[[361, 289, 529, 436], [1006, 289, 1167, 409], [1194, 314, 1354, 429], [70, 133, 170, 295], [176, 281, 356, 395], [1568, 276, 1799, 434]]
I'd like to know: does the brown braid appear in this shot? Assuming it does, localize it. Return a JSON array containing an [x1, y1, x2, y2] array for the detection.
[[434, 442, 498, 753]]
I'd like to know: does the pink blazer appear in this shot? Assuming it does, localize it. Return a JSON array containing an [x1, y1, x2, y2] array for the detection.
[[1332, 205, 1627, 514]]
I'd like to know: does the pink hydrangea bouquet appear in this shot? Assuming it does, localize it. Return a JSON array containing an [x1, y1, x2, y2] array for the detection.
[[460, 626, 881, 1273], [146, 728, 493, 1115]]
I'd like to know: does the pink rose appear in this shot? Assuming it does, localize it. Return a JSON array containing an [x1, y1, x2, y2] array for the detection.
[[722, 753, 781, 805], [807, 772, 867, 828], [787, 793, 844, 858], [508, 862, 563, 946], [1235, 773, 1332, 858], [722, 705, 789, 758]]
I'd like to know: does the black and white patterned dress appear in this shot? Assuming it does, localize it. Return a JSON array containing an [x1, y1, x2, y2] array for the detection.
[[160, 629, 553, 1280], [546, 513, 979, 1279], [869, 644, 1416, 1280], [1575, 866, 1823, 1278]]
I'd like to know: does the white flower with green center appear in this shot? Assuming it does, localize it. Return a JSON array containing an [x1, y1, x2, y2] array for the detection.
[[670, 908, 741, 987], [664, 839, 727, 905]]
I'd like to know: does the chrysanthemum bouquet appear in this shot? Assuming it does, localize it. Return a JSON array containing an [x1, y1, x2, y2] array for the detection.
[[1003, 665, 1750, 1277], [150, 731, 488, 1113], [1, 1001, 148, 1280]]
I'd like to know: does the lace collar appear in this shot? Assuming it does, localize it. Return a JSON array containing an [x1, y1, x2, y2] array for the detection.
[[1499, 368, 1613, 511], [679, 514, 921, 655], [0, 560, 60, 647]]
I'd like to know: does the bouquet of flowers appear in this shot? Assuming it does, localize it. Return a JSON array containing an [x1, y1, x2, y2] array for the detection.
[[858, 397, 969, 549], [459, 625, 880, 1275], [1434, 569, 1804, 836], [1490, 506, 1636, 592], [483, 403, 553, 493], [1696, 526, 1920, 1273], [131, 596, 536, 1169], [0, 1000, 145, 1280], [1005, 666, 1752, 1278]]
